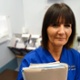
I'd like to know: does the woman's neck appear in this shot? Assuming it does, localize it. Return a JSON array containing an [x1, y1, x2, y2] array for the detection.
[[48, 43, 63, 61]]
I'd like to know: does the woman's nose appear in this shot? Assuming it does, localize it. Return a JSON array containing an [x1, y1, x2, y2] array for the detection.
[[58, 25, 65, 34]]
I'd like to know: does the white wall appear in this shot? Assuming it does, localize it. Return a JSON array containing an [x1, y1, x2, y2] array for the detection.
[[23, 0, 46, 35], [23, 0, 80, 36], [0, 0, 24, 68]]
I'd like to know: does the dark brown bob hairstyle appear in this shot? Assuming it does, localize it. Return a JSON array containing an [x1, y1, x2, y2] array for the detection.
[[41, 3, 76, 49]]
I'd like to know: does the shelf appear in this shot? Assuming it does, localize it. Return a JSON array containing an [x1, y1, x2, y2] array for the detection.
[[15, 55, 24, 58], [8, 47, 32, 58]]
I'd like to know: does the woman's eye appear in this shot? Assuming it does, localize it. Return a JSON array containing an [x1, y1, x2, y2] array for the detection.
[[52, 24, 71, 28], [52, 24, 60, 27], [64, 24, 71, 27]]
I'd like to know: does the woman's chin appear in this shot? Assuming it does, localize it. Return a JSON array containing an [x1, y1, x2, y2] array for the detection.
[[55, 42, 66, 47]]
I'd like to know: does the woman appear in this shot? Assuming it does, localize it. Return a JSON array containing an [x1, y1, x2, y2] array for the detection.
[[17, 3, 80, 80]]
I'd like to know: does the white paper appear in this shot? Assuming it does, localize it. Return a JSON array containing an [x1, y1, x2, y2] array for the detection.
[[22, 62, 68, 80]]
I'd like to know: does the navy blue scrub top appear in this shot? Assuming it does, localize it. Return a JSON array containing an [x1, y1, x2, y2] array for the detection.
[[17, 46, 80, 80]]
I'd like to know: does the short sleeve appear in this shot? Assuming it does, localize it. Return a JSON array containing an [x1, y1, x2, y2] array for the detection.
[[75, 53, 80, 80], [17, 58, 30, 80]]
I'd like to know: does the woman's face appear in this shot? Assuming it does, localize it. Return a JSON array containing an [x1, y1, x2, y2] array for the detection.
[[47, 24, 72, 47]]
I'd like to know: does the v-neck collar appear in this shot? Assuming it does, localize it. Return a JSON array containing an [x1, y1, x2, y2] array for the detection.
[[43, 47, 67, 62], [60, 47, 68, 63]]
